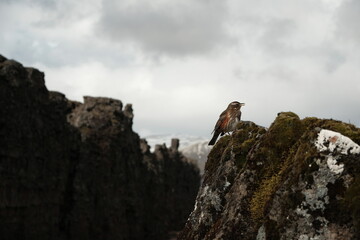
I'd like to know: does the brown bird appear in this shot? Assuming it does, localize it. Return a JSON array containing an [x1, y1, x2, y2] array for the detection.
[[208, 101, 245, 145]]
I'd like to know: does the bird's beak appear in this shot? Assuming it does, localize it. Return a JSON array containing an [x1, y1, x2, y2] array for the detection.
[[240, 103, 245, 106]]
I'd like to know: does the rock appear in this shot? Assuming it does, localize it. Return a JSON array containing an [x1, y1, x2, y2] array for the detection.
[[66, 96, 148, 240], [179, 112, 360, 240], [171, 138, 180, 151], [140, 138, 151, 154], [142, 140, 201, 238], [0, 57, 80, 240], [0, 55, 200, 240], [0, 54, 7, 63]]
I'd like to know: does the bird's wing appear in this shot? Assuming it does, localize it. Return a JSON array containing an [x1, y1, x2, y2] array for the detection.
[[212, 110, 229, 134]]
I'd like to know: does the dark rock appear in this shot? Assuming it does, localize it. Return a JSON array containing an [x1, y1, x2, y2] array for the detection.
[[171, 138, 180, 151], [140, 138, 151, 154], [179, 112, 360, 240], [124, 103, 134, 120], [66, 95, 199, 240], [0, 57, 80, 240], [0, 55, 200, 240], [142, 140, 200, 239], [26, 68, 45, 89], [66, 96, 147, 240], [0, 54, 7, 63]]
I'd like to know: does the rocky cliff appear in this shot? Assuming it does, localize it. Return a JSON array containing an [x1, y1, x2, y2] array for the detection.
[[0, 55, 200, 240], [179, 112, 360, 240]]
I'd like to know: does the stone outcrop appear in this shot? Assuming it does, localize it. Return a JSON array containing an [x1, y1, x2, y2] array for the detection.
[[0, 57, 80, 239], [0, 55, 200, 240], [179, 112, 360, 240]]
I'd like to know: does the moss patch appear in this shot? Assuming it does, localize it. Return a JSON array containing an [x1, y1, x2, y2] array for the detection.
[[205, 121, 266, 175], [191, 112, 360, 239], [249, 112, 306, 221], [302, 117, 360, 145], [206, 135, 231, 174], [250, 173, 281, 220], [231, 122, 266, 169], [247, 113, 360, 223]]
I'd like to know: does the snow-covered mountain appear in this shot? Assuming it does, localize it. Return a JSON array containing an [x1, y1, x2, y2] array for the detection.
[[144, 134, 212, 174], [181, 140, 210, 174]]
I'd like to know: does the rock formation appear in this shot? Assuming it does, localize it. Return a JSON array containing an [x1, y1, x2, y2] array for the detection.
[[179, 112, 360, 240], [0, 55, 200, 240]]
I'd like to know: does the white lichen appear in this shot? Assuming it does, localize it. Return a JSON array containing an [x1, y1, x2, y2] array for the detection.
[[314, 129, 360, 174], [315, 129, 360, 155], [288, 129, 360, 239], [299, 235, 309, 240], [192, 185, 223, 226], [206, 187, 222, 212], [256, 224, 266, 240], [326, 156, 344, 174], [223, 177, 231, 191]]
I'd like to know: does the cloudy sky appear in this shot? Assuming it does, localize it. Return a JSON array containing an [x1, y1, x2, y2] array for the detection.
[[1, 0, 359, 138]]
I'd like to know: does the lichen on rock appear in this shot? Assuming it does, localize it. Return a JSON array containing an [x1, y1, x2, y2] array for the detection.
[[179, 112, 360, 240]]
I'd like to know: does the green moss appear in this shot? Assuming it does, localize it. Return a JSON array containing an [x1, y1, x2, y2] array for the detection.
[[206, 112, 360, 228], [303, 117, 360, 145], [249, 112, 306, 221], [206, 121, 267, 175], [234, 138, 256, 169], [266, 112, 304, 152], [231, 122, 266, 169], [249, 115, 360, 224], [206, 135, 231, 173], [250, 174, 281, 221]]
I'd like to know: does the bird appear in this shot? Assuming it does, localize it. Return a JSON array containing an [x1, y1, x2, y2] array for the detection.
[[208, 101, 245, 146]]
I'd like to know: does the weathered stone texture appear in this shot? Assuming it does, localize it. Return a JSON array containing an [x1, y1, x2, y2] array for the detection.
[[179, 112, 360, 240]]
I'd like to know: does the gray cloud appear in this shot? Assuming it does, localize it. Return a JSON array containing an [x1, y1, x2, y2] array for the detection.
[[324, 49, 346, 73], [336, 0, 360, 44], [1, 0, 359, 137], [258, 18, 297, 56], [96, 0, 231, 57], [1, 0, 57, 7]]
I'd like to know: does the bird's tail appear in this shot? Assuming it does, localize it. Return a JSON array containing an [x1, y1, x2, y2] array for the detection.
[[208, 132, 220, 146]]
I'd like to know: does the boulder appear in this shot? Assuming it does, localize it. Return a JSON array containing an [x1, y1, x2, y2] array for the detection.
[[179, 112, 360, 240]]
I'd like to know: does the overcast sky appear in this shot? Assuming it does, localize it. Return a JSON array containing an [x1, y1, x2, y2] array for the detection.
[[1, 0, 359, 138]]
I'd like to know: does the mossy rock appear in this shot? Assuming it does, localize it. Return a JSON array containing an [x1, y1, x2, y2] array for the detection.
[[206, 121, 266, 175], [303, 117, 360, 144], [182, 111, 360, 240], [206, 135, 231, 174], [249, 114, 360, 226]]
